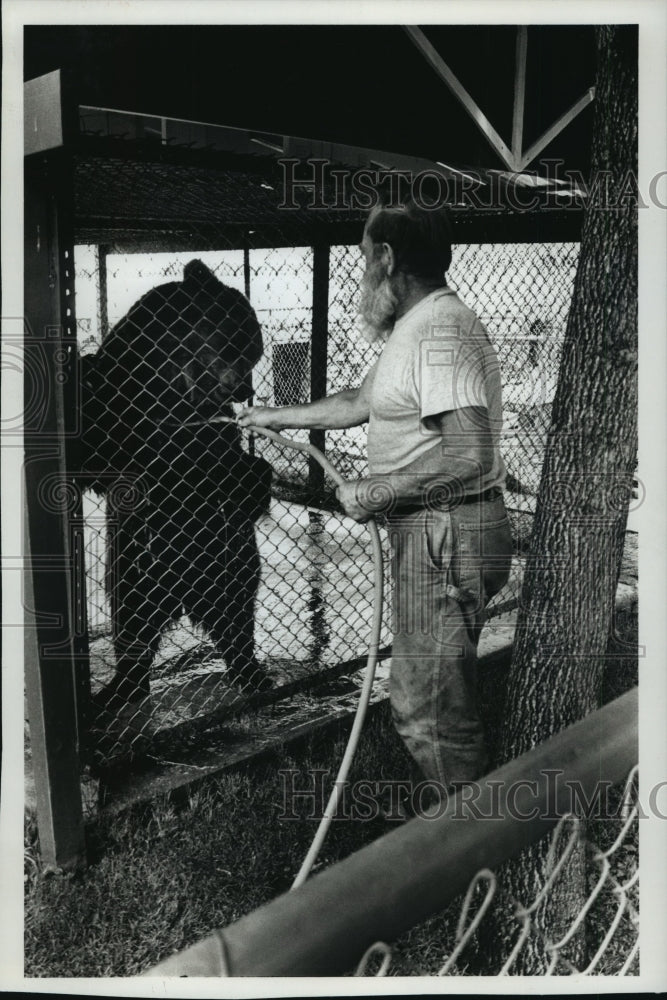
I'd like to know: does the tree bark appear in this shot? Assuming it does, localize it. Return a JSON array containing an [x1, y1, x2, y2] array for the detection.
[[486, 25, 638, 974]]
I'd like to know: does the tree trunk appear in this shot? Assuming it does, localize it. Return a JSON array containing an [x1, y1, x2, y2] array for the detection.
[[486, 25, 638, 974]]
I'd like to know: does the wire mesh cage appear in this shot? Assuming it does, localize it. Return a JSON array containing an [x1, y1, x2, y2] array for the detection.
[[74, 255, 392, 769], [68, 136, 580, 771]]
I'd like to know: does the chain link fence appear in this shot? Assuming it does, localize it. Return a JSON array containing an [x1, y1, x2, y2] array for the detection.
[[74, 239, 388, 770], [327, 241, 578, 494], [356, 765, 639, 976], [70, 150, 579, 771]]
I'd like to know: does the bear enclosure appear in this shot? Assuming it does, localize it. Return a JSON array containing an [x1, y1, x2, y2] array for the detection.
[[24, 81, 594, 868]]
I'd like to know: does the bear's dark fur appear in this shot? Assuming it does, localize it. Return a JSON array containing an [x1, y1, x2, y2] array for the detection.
[[78, 260, 273, 711]]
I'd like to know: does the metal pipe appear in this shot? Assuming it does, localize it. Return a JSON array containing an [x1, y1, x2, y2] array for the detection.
[[238, 422, 384, 888]]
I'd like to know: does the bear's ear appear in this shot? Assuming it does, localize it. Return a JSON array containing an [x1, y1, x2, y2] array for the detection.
[[183, 259, 222, 294], [184, 258, 211, 281]]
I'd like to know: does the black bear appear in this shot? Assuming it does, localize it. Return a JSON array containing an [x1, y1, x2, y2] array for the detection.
[[79, 259, 273, 713]]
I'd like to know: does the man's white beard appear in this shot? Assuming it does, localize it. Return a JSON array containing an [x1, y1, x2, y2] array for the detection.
[[357, 270, 398, 345]]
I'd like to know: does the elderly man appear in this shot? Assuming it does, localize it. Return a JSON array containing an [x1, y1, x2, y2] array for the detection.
[[239, 198, 513, 795]]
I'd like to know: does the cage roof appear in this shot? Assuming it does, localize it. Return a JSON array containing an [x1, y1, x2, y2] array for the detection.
[[26, 24, 597, 179]]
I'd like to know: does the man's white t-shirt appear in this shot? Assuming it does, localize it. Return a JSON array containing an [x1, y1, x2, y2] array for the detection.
[[366, 287, 506, 492]]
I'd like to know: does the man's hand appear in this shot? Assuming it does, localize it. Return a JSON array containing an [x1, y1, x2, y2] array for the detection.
[[237, 406, 287, 431], [336, 480, 374, 522]]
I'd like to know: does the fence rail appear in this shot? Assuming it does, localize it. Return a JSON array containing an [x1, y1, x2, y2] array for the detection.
[[357, 766, 639, 976]]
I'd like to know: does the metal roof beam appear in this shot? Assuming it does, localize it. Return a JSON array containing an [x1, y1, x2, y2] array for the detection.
[[24, 70, 64, 154], [520, 87, 596, 170], [511, 27, 528, 163], [404, 26, 518, 172]]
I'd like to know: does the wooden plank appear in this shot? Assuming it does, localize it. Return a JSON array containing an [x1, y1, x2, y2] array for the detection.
[[521, 88, 596, 171], [87, 645, 393, 769], [97, 630, 518, 812], [97, 679, 391, 815], [403, 26, 517, 171], [511, 27, 528, 161]]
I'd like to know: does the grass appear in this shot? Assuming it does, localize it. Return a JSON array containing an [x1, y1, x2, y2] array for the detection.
[[25, 704, 436, 977], [25, 608, 638, 978]]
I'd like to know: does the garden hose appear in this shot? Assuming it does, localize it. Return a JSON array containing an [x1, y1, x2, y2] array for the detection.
[[180, 414, 384, 889]]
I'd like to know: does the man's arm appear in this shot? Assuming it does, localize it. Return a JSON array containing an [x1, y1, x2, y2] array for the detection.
[[337, 406, 495, 521], [237, 362, 377, 432]]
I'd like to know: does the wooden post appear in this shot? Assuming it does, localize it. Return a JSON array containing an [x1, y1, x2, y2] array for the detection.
[[308, 243, 329, 495], [243, 245, 251, 301], [243, 243, 255, 455], [97, 243, 110, 341], [24, 144, 87, 870]]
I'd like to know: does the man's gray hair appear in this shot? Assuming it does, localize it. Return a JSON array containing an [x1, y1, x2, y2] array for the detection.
[[366, 196, 453, 280]]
